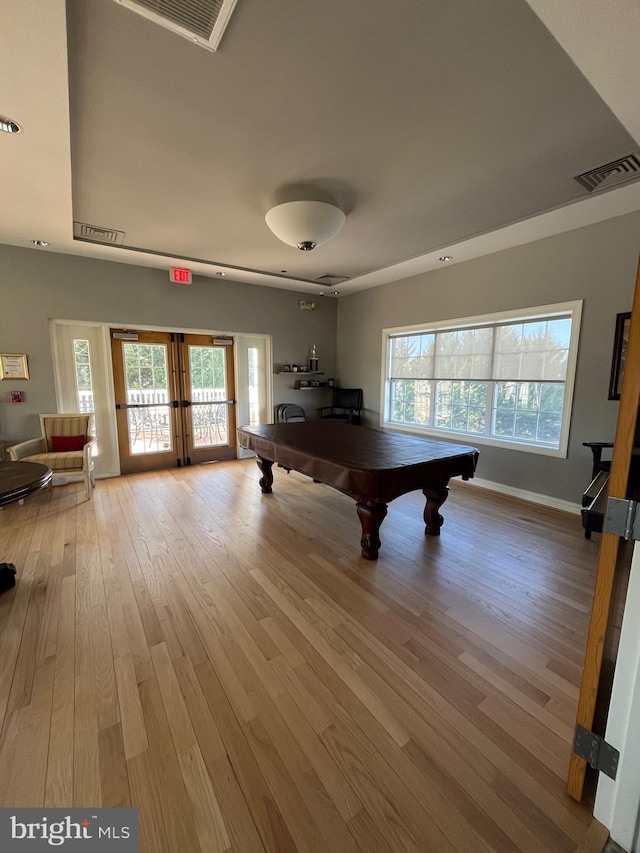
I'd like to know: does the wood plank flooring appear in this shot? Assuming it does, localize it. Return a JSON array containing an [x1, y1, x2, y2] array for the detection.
[[0, 460, 599, 851]]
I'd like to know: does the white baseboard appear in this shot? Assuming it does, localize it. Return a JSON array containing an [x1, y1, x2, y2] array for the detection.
[[459, 475, 582, 515], [92, 465, 582, 515]]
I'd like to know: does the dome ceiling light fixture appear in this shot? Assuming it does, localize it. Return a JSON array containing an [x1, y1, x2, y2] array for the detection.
[[265, 200, 345, 251]]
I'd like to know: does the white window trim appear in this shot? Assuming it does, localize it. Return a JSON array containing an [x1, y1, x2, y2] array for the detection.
[[379, 300, 583, 458]]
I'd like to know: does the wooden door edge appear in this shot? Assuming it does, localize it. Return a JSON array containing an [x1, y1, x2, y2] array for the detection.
[[568, 252, 640, 801], [567, 533, 621, 798]]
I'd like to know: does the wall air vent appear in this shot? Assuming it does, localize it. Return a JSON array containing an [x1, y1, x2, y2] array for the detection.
[[114, 0, 239, 51], [74, 222, 125, 245], [315, 274, 350, 286], [574, 151, 640, 193]]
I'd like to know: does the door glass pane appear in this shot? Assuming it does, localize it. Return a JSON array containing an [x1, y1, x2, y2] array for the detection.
[[123, 343, 173, 454], [189, 346, 228, 447], [191, 403, 229, 446]]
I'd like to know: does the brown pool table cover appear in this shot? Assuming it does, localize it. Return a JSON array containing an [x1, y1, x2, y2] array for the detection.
[[237, 421, 479, 502]]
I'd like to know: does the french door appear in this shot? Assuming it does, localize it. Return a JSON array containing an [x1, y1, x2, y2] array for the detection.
[[180, 333, 236, 465], [111, 329, 236, 474]]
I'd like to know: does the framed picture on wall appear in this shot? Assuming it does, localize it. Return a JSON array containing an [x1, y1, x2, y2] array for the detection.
[[0, 353, 29, 380], [608, 312, 631, 400]]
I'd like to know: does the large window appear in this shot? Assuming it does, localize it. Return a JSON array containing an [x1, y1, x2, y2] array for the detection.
[[383, 302, 582, 456]]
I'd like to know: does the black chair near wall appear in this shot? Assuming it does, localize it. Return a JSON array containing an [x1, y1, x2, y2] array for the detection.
[[318, 388, 363, 425], [584, 441, 614, 481]]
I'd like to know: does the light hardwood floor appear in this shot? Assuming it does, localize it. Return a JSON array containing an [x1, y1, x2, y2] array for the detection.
[[0, 459, 600, 852]]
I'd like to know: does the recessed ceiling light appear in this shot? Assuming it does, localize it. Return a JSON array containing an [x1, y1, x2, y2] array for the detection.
[[31, 239, 49, 247], [216, 271, 227, 276], [438, 255, 453, 262], [331, 290, 340, 295], [0, 116, 21, 134]]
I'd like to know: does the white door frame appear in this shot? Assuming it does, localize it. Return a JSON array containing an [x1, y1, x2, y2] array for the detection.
[[50, 320, 120, 478], [235, 334, 273, 459]]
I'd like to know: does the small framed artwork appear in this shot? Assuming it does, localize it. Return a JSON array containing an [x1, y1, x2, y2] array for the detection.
[[608, 312, 631, 400], [327, 378, 335, 387], [298, 379, 309, 388], [282, 363, 291, 372], [0, 353, 29, 380]]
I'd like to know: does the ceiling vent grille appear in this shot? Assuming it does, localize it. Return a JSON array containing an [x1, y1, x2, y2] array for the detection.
[[315, 274, 350, 286], [114, 0, 239, 51], [74, 222, 125, 245], [574, 151, 640, 193]]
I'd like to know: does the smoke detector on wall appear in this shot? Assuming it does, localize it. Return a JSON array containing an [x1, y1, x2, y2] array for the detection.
[[114, 0, 239, 51]]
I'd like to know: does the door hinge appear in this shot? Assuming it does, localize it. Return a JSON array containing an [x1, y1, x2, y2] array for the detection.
[[573, 725, 619, 780], [604, 497, 640, 540]]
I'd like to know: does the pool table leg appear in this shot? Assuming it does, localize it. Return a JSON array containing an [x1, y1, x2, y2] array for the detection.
[[256, 457, 274, 493], [356, 501, 388, 560], [423, 485, 449, 535]]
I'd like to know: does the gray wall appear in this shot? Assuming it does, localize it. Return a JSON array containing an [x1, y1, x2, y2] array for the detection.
[[0, 245, 337, 441], [3, 212, 639, 505], [336, 212, 640, 504]]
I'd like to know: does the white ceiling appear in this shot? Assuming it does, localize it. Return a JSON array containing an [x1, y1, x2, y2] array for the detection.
[[1, 0, 639, 297]]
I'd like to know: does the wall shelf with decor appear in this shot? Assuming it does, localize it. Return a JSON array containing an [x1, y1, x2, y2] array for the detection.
[[296, 382, 333, 390], [274, 371, 324, 375]]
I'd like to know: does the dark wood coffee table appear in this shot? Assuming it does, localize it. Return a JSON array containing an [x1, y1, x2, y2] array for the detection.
[[0, 460, 52, 507], [0, 461, 52, 590]]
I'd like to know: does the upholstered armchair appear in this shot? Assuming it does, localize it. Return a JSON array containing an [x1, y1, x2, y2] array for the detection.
[[7, 413, 96, 500]]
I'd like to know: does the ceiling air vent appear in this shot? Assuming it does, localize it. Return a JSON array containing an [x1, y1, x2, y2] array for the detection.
[[74, 222, 125, 245], [114, 0, 239, 51], [315, 274, 350, 286], [574, 151, 640, 193]]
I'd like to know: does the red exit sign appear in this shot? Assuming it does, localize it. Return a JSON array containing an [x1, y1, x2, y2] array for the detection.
[[170, 268, 192, 284]]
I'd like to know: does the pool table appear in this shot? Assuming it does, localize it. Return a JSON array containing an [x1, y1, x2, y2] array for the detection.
[[237, 421, 479, 560]]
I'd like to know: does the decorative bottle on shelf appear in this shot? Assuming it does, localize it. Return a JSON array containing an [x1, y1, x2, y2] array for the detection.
[[309, 344, 319, 372]]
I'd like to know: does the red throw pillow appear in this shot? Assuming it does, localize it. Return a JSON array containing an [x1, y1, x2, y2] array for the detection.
[[51, 434, 85, 452]]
